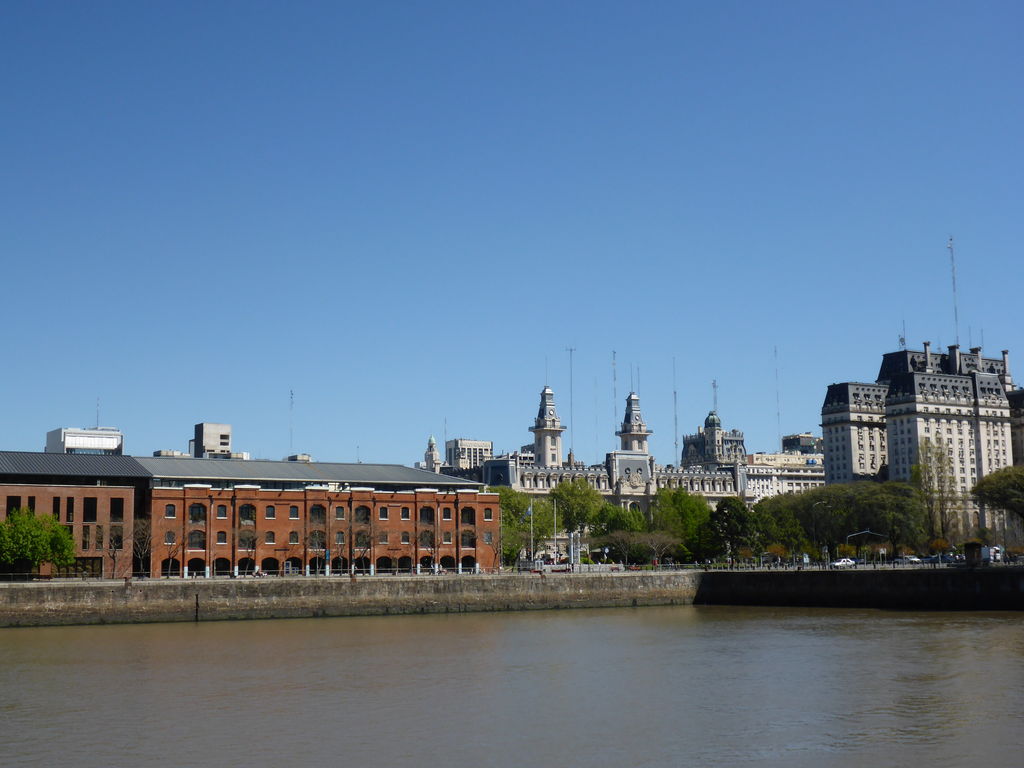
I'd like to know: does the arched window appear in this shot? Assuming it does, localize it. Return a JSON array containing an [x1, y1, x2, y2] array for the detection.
[[265, 531, 276, 544], [239, 530, 256, 551], [355, 531, 370, 548], [419, 506, 434, 524], [354, 506, 371, 524], [216, 531, 227, 545], [419, 530, 434, 548], [188, 530, 206, 549], [239, 504, 256, 524], [310, 505, 326, 525], [460, 507, 476, 525], [309, 530, 326, 549], [164, 504, 176, 518], [189, 504, 206, 524], [461, 530, 476, 547], [164, 531, 176, 545]]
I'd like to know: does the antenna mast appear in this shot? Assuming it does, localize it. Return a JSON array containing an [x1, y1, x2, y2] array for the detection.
[[289, 389, 294, 453], [672, 358, 679, 463], [565, 346, 576, 456], [774, 346, 782, 450], [948, 236, 961, 347], [712, 379, 718, 412], [95, 397, 100, 429], [612, 350, 617, 430]]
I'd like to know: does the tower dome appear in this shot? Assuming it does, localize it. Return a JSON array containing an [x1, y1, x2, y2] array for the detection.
[[705, 410, 721, 428]]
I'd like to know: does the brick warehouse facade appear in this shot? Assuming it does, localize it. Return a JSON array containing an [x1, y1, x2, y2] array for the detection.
[[0, 452, 499, 578], [150, 485, 499, 577]]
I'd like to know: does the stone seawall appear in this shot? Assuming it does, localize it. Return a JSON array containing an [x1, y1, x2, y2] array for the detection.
[[3, 568, 1022, 627], [0, 571, 701, 627], [695, 567, 1024, 610]]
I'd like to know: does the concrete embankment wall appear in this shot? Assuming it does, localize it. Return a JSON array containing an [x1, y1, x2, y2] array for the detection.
[[3, 568, 1023, 627], [0, 571, 700, 627], [696, 567, 1024, 610]]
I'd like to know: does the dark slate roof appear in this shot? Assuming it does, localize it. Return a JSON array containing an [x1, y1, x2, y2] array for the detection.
[[0, 451, 481, 489], [133, 456, 481, 488], [0, 451, 150, 478]]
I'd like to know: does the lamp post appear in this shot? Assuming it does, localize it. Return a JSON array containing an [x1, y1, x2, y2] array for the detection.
[[812, 501, 829, 567], [846, 529, 885, 566]]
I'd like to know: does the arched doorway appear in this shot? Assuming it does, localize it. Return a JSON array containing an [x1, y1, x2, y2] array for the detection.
[[213, 558, 231, 576], [284, 557, 302, 575], [261, 557, 280, 575], [187, 557, 206, 577], [440, 556, 456, 570], [331, 556, 348, 574], [375, 556, 393, 573], [460, 555, 476, 571], [353, 557, 370, 573], [161, 558, 180, 577], [419, 556, 434, 569], [237, 557, 256, 576], [398, 556, 413, 572], [309, 556, 327, 575]]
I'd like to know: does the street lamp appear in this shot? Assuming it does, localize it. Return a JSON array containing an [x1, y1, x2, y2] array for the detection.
[[812, 501, 829, 566], [845, 529, 885, 565]]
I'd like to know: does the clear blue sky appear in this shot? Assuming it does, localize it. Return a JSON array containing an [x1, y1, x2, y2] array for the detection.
[[3, 1, 1021, 466]]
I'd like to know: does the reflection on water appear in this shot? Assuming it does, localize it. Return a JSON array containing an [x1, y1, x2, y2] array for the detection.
[[1, 607, 1022, 767]]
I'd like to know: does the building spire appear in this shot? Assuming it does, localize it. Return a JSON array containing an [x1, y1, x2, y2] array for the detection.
[[615, 392, 652, 453], [530, 386, 566, 468]]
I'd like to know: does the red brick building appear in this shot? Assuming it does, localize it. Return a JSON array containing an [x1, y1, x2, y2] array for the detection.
[[0, 453, 149, 578], [0, 452, 500, 578]]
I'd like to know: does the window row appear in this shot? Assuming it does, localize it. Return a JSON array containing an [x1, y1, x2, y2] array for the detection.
[[163, 503, 494, 524], [164, 528, 493, 549]]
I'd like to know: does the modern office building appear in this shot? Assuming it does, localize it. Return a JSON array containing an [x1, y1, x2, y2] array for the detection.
[[445, 439, 493, 470], [745, 451, 825, 503], [45, 426, 124, 455]]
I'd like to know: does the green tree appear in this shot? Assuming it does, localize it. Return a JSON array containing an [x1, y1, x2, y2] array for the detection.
[[492, 486, 553, 565], [650, 488, 713, 561], [710, 497, 752, 560], [0, 508, 75, 576], [589, 502, 645, 539], [550, 478, 605, 535], [973, 466, 1024, 523], [912, 436, 962, 540]]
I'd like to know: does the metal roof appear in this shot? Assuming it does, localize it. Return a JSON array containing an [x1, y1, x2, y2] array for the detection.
[[0, 451, 482, 489], [134, 456, 482, 488], [0, 451, 150, 478]]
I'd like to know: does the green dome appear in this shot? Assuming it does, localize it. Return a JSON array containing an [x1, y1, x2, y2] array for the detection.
[[705, 410, 721, 428]]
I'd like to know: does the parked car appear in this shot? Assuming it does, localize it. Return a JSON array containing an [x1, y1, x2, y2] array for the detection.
[[831, 558, 856, 569], [924, 554, 956, 564], [895, 555, 922, 564]]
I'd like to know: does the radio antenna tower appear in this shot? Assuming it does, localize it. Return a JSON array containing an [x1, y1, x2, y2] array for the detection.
[[289, 389, 294, 452], [565, 346, 576, 454], [774, 346, 782, 450], [672, 358, 679, 463], [712, 379, 718, 412], [612, 350, 618, 430], [948, 236, 961, 347]]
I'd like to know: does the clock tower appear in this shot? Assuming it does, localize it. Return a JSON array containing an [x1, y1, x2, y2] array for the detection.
[[529, 386, 566, 468], [616, 392, 652, 453]]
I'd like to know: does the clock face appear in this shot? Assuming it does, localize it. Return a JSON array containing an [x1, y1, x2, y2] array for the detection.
[[547, 408, 554, 416], [633, 415, 640, 423]]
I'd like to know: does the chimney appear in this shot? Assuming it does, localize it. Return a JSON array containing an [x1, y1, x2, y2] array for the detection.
[[923, 341, 931, 372], [1002, 350, 1013, 390], [949, 344, 961, 375]]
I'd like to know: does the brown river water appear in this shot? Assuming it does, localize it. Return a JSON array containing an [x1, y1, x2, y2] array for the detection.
[[1, 606, 1022, 768]]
